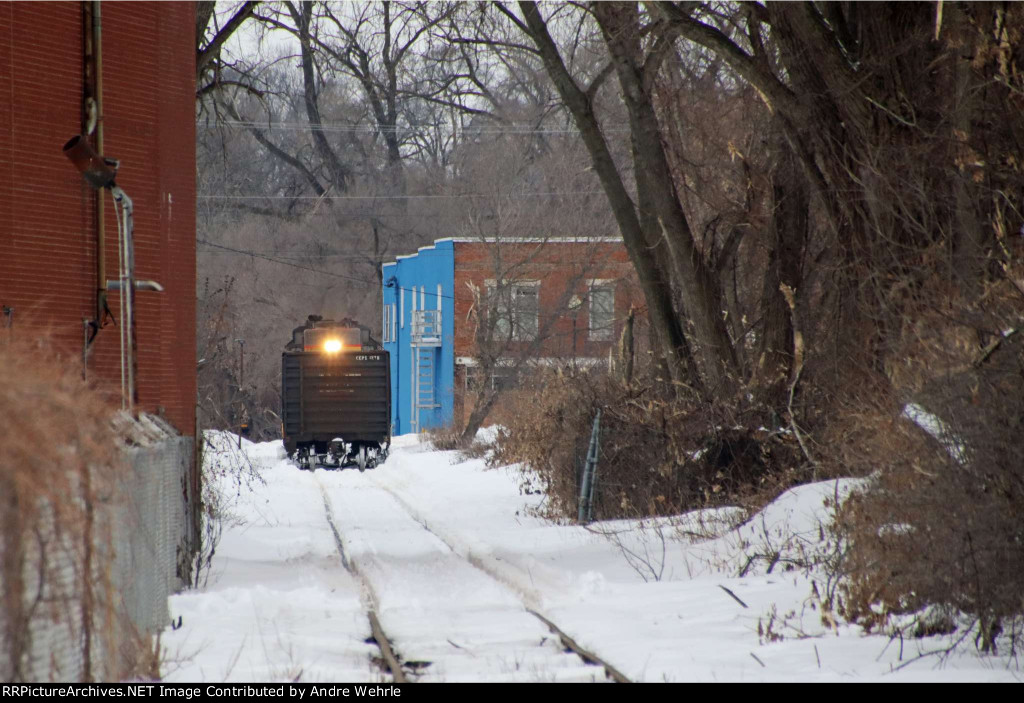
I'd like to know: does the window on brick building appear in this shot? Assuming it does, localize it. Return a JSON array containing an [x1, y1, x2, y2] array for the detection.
[[485, 280, 539, 342], [466, 365, 522, 392], [589, 281, 615, 342]]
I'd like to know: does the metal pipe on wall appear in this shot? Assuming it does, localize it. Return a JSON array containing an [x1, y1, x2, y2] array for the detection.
[[111, 185, 137, 410], [94, 2, 106, 324], [79, 8, 102, 677], [84, 1, 107, 324]]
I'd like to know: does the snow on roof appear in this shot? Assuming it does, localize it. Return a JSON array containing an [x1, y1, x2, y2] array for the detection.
[[449, 236, 622, 243], [382, 236, 624, 268]]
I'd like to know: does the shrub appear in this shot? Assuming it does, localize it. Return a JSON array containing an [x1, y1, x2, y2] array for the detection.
[[0, 339, 149, 680], [424, 425, 491, 462], [835, 282, 1024, 653], [489, 364, 810, 520], [424, 425, 465, 452]]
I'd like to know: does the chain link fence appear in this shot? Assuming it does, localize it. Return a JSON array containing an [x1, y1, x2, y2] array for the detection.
[[1, 413, 196, 682]]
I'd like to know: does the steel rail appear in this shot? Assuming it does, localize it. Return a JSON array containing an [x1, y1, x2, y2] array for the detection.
[[317, 479, 409, 683], [371, 481, 633, 683]]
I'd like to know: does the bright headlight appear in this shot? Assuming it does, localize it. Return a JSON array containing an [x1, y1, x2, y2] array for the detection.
[[324, 339, 342, 353]]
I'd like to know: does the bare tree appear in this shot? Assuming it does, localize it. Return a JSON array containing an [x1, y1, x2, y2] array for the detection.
[[196, 1, 261, 99], [452, 135, 629, 441], [468, 3, 701, 393]]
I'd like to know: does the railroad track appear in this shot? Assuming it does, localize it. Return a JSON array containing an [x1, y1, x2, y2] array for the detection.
[[317, 480, 408, 683], [314, 472, 630, 683]]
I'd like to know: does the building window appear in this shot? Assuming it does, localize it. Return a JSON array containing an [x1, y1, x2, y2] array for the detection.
[[589, 282, 615, 342], [383, 304, 394, 343], [466, 365, 521, 392], [485, 280, 539, 342]]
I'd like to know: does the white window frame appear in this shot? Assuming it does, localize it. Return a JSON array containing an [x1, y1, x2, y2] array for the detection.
[[588, 279, 615, 342], [485, 279, 540, 342], [382, 303, 396, 343], [411, 285, 417, 341]]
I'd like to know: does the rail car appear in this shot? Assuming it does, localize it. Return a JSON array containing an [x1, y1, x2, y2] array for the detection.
[[281, 315, 391, 471]]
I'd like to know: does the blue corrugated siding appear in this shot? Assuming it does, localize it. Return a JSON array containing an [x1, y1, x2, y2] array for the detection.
[[381, 240, 455, 436]]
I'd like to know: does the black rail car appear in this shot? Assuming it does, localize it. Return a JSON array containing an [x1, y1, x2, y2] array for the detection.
[[281, 316, 391, 471]]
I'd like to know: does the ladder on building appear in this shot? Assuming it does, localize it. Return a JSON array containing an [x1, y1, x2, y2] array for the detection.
[[415, 346, 438, 411], [411, 309, 442, 433]]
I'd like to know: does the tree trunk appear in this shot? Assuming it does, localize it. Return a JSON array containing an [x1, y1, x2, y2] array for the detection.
[[287, 1, 351, 192], [518, 1, 697, 393], [461, 387, 499, 444], [593, 2, 738, 393], [617, 306, 635, 384]]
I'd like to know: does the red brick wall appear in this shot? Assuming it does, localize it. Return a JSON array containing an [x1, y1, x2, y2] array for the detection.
[[0, 2, 196, 435], [452, 240, 643, 360], [452, 239, 646, 428]]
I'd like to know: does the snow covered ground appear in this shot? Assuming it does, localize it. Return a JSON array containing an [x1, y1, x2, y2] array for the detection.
[[161, 432, 1021, 682]]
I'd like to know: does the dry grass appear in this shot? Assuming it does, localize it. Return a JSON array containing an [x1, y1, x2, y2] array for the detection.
[[423, 425, 492, 462], [835, 348, 1024, 651], [423, 425, 465, 452], [821, 272, 1024, 653], [489, 364, 812, 521], [0, 339, 153, 681]]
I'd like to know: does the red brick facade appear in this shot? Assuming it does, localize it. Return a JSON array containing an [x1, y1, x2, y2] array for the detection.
[[0, 2, 197, 435], [451, 239, 645, 426], [452, 239, 643, 360]]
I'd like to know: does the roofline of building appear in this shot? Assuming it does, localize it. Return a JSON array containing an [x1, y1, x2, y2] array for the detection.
[[442, 237, 622, 244], [381, 236, 624, 269], [455, 355, 608, 368]]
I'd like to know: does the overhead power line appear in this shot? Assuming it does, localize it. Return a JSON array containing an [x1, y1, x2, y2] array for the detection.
[[197, 190, 607, 201], [197, 238, 460, 302], [199, 119, 632, 135], [197, 239, 623, 304]]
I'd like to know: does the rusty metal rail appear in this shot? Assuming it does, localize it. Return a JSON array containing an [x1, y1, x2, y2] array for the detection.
[[367, 611, 407, 684], [527, 609, 631, 683]]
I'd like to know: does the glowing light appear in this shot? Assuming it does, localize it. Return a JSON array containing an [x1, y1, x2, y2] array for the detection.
[[324, 339, 342, 353]]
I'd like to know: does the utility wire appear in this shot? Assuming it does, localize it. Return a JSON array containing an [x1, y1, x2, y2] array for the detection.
[[202, 246, 617, 265], [197, 238, 460, 302], [198, 239, 623, 303], [199, 119, 632, 135], [198, 190, 606, 200]]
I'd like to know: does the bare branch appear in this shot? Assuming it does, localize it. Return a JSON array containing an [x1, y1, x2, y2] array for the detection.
[[197, 1, 260, 83]]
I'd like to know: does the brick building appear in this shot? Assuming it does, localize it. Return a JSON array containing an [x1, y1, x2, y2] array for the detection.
[[381, 238, 643, 435], [0, 2, 200, 682], [0, 2, 197, 435]]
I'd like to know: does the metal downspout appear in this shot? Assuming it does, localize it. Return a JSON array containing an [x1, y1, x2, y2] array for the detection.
[[85, 1, 107, 324], [94, 2, 106, 325]]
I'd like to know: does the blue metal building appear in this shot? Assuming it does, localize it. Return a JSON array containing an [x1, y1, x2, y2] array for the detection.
[[381, 239, 455, 436]]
